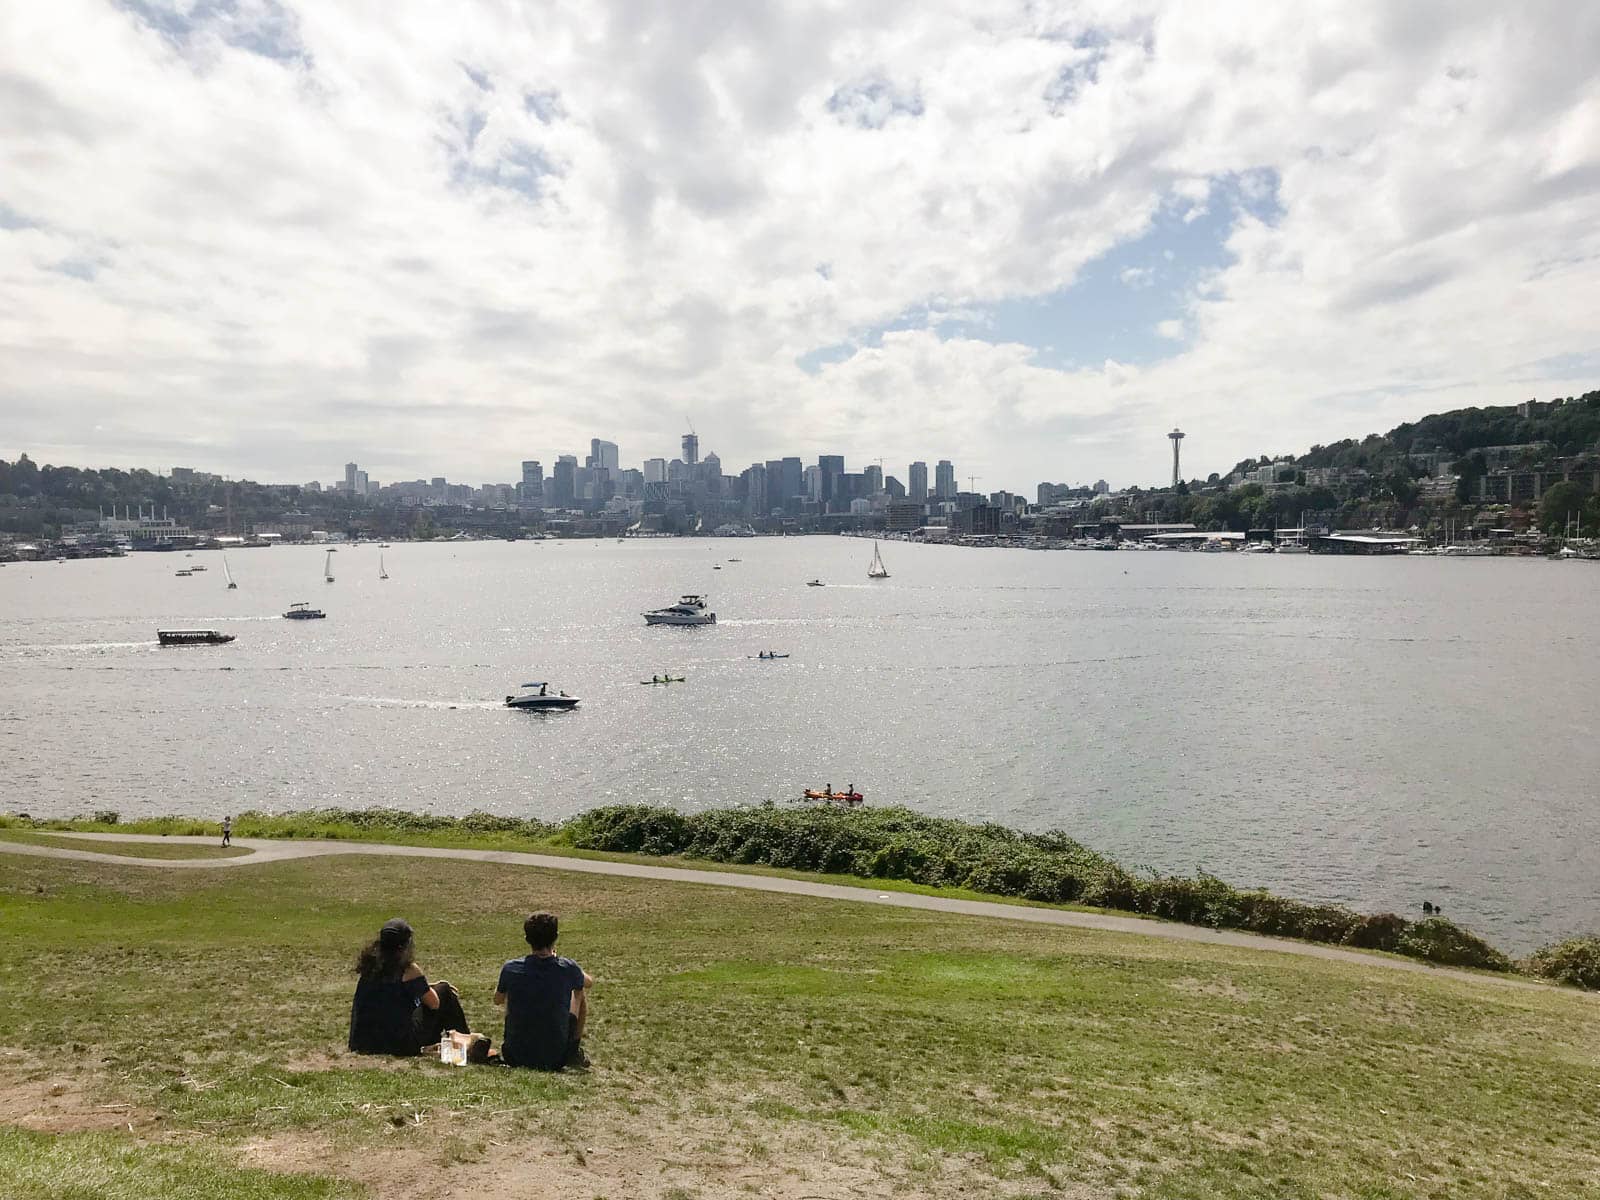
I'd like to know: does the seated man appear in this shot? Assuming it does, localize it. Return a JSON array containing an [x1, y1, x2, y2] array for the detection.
[[495, 911, 593, 1070]]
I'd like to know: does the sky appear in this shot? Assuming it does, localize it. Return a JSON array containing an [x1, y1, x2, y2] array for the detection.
[[2, 1, 1598, 493]]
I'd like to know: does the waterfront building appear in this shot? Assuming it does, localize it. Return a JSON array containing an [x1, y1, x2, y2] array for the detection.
[[935, 460, 956, 499], [885, 501, 923, 531], [908, 461, 928, 502]]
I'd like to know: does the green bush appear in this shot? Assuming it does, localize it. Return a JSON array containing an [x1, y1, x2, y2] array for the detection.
[[1525, 937, 1600, 990], [1396, 918, 1513, 972]]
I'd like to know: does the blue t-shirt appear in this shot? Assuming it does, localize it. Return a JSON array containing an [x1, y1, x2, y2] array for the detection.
[[348, 972, 430, 1056], [497, 954, 585, 1069]]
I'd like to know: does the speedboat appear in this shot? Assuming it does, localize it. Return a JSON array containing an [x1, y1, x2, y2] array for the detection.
[[283, 602, 326, 620], [505, 682, 580, 709], [644, 595, 716, 625]]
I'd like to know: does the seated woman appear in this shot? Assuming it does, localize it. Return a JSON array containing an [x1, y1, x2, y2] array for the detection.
[[348, 918, 470, 1056]]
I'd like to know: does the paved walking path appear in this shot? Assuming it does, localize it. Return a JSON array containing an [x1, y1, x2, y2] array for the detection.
[[0, 832, 1565, 996]]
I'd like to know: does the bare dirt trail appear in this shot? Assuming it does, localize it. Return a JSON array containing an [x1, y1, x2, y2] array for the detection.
[[0, 832, 1570, 995]]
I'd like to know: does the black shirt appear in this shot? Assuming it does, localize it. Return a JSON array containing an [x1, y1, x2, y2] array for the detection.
[[497, 954, 585, 1070], [348, 971, 430, 1056]]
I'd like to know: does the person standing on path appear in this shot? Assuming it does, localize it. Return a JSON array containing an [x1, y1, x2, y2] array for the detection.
[[221, 815, 231, 847], [494, 911, 593, 1070]]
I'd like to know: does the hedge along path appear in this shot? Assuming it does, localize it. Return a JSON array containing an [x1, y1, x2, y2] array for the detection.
[[3, 832, 1579, 997]]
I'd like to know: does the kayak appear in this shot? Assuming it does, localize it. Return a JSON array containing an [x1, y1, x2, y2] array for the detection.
[[802, 789, 864, 805], [641, 677, 687, 684], [752, 653, 790, 659]]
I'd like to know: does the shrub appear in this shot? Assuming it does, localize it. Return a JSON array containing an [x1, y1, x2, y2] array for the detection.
[[1395, 918, 1513, 972], [1524, 937, 1600, 990], [1341, 913, 1409, 953], [89, 810, 120, 825]]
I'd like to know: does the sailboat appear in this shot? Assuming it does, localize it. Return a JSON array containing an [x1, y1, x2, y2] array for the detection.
[[323, 549, 335, 583], [379, 553, 389, 580], [867, 541, 889, 579], [223, 554, 238, 590]]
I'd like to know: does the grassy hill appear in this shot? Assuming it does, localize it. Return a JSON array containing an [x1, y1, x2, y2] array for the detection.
[[1, 845, 1597, 1198]]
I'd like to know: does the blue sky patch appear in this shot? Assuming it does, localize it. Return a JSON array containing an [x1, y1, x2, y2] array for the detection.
[[796, 171, 1283, 374], [826, 78, 924, 129], [117, 0, 310, 67]]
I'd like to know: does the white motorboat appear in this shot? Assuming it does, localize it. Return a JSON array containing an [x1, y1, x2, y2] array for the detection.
[[644, 594, 716, 625], [1276, 541, 1310, 554], [283, 602, 326, 620], [504, 681, 580, 709]]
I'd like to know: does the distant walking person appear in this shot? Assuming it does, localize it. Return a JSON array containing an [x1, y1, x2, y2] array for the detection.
[[495, 911, 593, 1071], [221, 815, 231, 847]]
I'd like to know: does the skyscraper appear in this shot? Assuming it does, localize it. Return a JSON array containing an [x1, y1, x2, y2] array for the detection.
[[780, 457, 803, 510], [908, 461, 928, 502], [551, 456, 577, 507], [588, 439, 619, 472], [681, 432, 699, 466], [344, 462, 359, 493], [817, 455, 844, 508], [935, 460, 956, 499], [863, 464, 883, 494], [521, 460, 543, 493], [642, 458, 667, 484]]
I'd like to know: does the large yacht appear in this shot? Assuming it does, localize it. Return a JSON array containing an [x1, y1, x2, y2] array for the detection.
[[644, 594, 717, 626]]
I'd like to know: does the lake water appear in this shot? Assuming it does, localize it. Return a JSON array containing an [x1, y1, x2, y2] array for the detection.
[[1, 538, 1595, 951]]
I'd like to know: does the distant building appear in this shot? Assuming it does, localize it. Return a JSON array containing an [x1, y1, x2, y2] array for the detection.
[[885, 501, 923, 531], [863, 464, 883, 493], [681, 433, 699, 466], [1093, 479, 1109, 494], [345, 462, 359, 493], [935, 459, 956, 499], [908, 461, 928, 502], [520, 460, 543, 504], [643, 458, 667, 483], [588, 439, 619, 472]]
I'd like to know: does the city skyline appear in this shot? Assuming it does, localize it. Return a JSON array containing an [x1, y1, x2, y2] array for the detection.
[[4, 4, 1597, 493]]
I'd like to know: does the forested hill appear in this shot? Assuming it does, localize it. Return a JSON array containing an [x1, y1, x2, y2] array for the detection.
[[1230, 389, 1600, 478]]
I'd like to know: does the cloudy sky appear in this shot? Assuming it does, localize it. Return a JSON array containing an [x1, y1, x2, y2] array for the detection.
[[2, 1, 1597, 491]]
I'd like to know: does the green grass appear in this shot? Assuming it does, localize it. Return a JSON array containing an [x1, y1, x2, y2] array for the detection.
[[0, 852, 1597, 1197], [0, 830, 249, 859], [0, 1128, 360, 1199]]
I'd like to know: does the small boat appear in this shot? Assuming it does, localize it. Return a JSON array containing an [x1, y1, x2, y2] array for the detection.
[[379, 553, 389, 580], [806, 579, 825, 587], [189, 564, 207, 571], [378, 543, 391, 548], [801, 787, 864, 807], [867, 542, 889, 579], [175, 568, 194, 577], [157, 629, 235, 646], [712, 565, 721, 570], [753, 652, 789, 660], [283, 602, 326, 620], [223, 555, 237, 589], [644, 595, 716, 626], [505, 682, 580, 709], [641, 676, 687, 685]]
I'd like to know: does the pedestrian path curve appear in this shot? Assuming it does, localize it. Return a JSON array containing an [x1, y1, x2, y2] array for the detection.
[[0, 832, 1568, 996]]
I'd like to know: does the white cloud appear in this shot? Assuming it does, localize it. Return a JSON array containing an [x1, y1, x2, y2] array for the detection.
[[1, 0, 1597, 490]]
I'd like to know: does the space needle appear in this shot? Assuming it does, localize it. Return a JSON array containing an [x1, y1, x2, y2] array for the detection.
[[1168, 428, 1185, 488]]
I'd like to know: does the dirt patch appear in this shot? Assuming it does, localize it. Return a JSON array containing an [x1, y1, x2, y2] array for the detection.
[[237, 1108, 1084, 1200], [0, 1076, 159, 1135], [1169, 974, 1254, 1002]]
